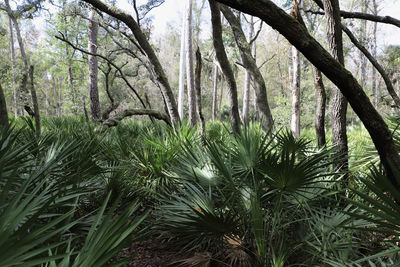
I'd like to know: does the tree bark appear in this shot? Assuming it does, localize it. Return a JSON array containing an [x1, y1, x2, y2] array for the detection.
[[220, 5, 273, 131], [195, 47, 206, 135], [178, 1, 187, 120], [242, 16, 253, 125], [359, 0, 368, 91], [209, 0, 241, 134], [5, 0, 30, 114], [0, 83, 8, 130], [371, 0, 378, 108], [7, 14, 18, 117], [99, 108, 171, 131], [211, 0, 400, 188], [101, 67, 119, 120], [212, 62, 218, 121], [88, 9, 101, 120], [291, 46, 301, 138], [82, 0, 180, 124], [312, 66, 326, 148], [29, 66, 40, 137], [321, 0, 349, 178], [186, 0, 197, 126]]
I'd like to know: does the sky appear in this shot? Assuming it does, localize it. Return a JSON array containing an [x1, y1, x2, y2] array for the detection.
[[31, 0, 400, 47], [116, 0, 400, 47]]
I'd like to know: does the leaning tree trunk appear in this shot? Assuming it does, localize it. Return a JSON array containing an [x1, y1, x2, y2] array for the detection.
[[88, 8, 101, 120], [213, 0, 400, 190], [186, 0, 197, 126], [312, 66, 326, 148], [209, 0, 241, 134], [0, 83, 8, 130], [178, 1, 187, 119], [29, 66, 41, 137], [322, 0, 349, 178], [291, 46, 301, 138], [220, 5, 273, 131]]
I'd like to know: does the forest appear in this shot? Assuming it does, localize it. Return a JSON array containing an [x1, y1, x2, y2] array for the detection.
[[1, 0, 400, 265]]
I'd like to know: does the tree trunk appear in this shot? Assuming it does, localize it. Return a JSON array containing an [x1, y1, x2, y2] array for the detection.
[[29, 66, 40, 137], [322, 0, 349, 178], [209, 1, 241, 134], [291, 46, 301, 138], [242, 16, 254, 125], [178, 1, 187, 120], [195, 48, 206, 135], [312, 66, 326, 148], [88, 9, 101, 120], [220, 5, 274, 131], [8, 14, 18, 117], [359, 0, 368, 91], [0, 83, 8, 130], [212, 62, 218, 121], [5, 0, 30, 114], [372, 0, 378, 108], [186, 0, 197, 126]]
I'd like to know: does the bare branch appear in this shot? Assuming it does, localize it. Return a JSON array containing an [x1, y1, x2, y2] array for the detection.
[[55, 32, 148, 110]]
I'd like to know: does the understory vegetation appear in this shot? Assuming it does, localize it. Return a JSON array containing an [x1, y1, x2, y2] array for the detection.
[[2, 116, 400, 266]]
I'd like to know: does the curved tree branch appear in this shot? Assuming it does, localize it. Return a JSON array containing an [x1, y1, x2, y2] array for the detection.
[[342, 25, 400, 109], [55, 32, 148, 110], [98, 108, 171, 132]]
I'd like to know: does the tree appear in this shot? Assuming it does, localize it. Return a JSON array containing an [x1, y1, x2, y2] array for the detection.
[[220, 5, 273, 131], [213, 0, 400, 190], [313, 67, 327, 148], [4, 0, 41, 134], [209, 0, 241, 134], [88, 8, 100, 120], [242, 15, 253, 125], [195, 47, 205, 135], [290, 46, 301, 137], [0, 83, 8, 130], [186, 0, 197, 126], [321, 0, 348, 178], [178, 1, 187, 120], [371, 0, 378, 107], [212, 62, 219, 121], [29, 66, 40, 137], [7, 14, 17, 117], [82, 0, 180, 124], [4, 0, 30, 114]]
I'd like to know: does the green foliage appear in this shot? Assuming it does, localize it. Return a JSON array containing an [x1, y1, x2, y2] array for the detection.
[[3, 116, 400, 266], [0, 121, 146, 266]]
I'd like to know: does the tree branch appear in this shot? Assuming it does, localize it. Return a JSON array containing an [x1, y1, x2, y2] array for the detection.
[[55, 32, 148, 110], [98, 108, 171, 131], [342, 24, 400, 108], [305, 6, 400, 28]]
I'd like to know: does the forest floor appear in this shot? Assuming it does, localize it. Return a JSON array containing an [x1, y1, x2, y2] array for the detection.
[[120, 239, 195, 267]]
